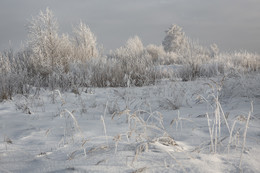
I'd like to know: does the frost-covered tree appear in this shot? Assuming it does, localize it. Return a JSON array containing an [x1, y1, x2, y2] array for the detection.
[[162, 24, 189, 54], [27, 8, 75, 103], [27, 8, 64, 74], [73, 22, 98, 61]]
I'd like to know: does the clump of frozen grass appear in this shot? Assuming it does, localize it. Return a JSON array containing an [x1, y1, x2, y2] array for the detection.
[[201, 78, 253, 171], [57, 90, 80, 133], [52, 90, 88, 157], [225, 102, 253, 170], [201, 78, 231, 153], [14, 91, 47, 115], [157, 82, 189, 110], [111, 108, 182, 165]]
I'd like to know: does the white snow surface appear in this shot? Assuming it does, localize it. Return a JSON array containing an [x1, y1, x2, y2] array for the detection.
[[1, 78, 260, 173]]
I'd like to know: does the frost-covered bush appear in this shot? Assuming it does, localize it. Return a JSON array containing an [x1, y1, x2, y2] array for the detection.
[[219, 51, 260, 73], [177, 59, 226, 81], [0, 50, 33, 101], [107, 36, 157, 86], [176, 50, 260, 81], [85, 58, 126, 87], [146, 44, 165, 63]]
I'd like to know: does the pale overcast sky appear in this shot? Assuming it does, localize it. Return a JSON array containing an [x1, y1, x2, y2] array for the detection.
[[0, 0, 259, 53]]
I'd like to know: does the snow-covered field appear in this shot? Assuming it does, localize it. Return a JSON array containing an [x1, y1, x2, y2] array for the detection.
[[1, 77, 259, 173]]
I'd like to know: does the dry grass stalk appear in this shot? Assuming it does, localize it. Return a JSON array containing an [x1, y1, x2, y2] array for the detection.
[[239, 101, 253, 170]]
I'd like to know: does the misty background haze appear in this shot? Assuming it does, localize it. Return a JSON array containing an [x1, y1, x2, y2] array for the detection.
[[0, 0, 259, 53]]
